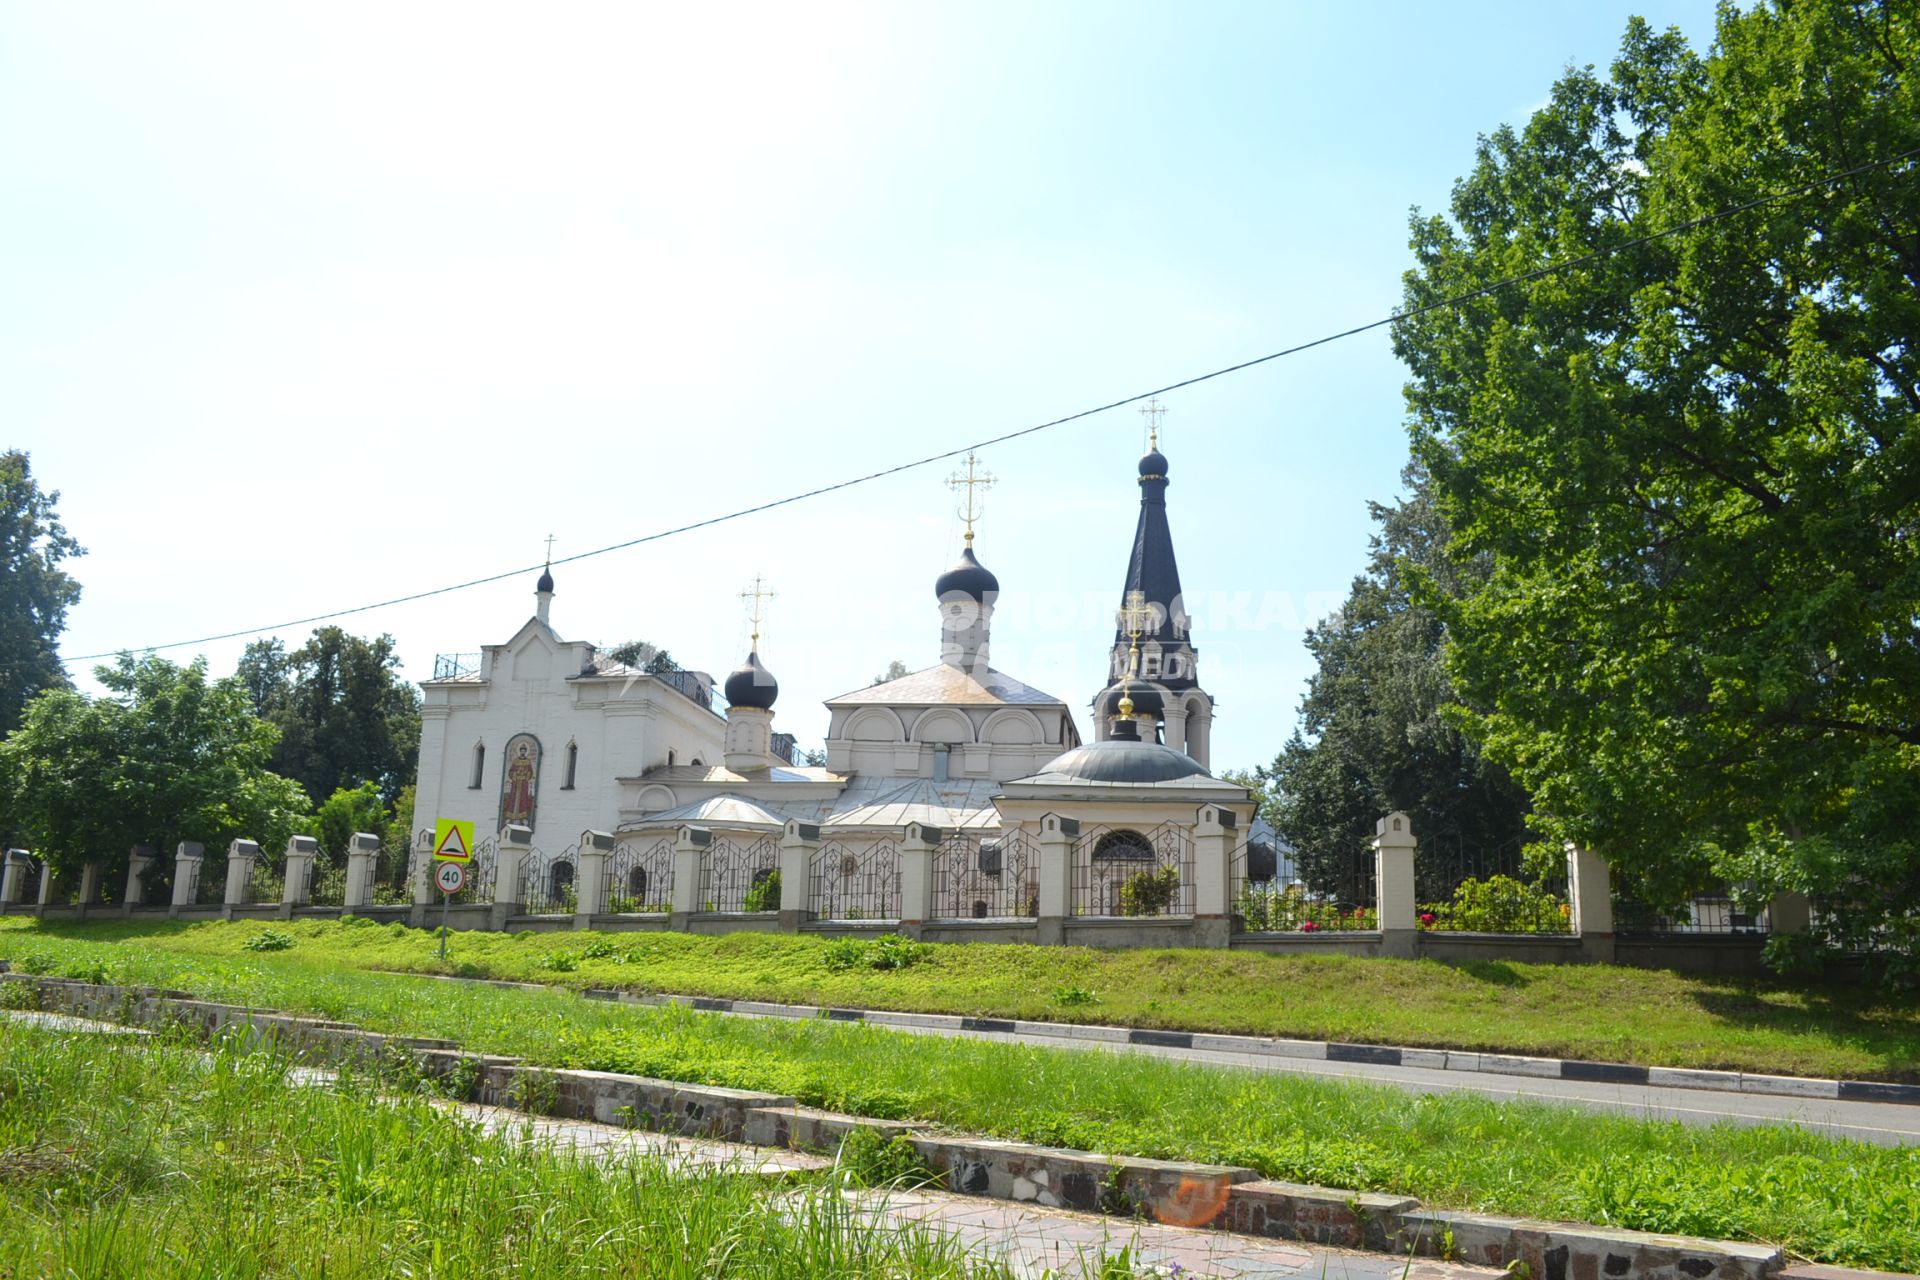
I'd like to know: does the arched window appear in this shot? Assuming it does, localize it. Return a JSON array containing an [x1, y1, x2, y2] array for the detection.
[[469, 742, 485, 789], [563, 741, 578, 790], [1091, 830, 1154, 860], [667, 750, 676, 767], [627, 866, 648, 898], [549, 860, 575, 898], [690, 757, 705, 768]]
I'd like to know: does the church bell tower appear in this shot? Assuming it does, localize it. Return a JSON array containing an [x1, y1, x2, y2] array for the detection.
[[1091, 404, 1214, 767]]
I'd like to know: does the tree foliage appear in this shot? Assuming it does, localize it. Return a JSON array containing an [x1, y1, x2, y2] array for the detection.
[[0, 654, 310, 879], [1394, 1, 1919, 964], [1254, 466, 1531, 896], [605, 639, 678, 673], [0, 451, 84, 733], [239, 628, 421, 806]]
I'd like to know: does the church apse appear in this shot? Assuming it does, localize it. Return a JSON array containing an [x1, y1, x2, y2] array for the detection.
[[499, 733, 542, 832]]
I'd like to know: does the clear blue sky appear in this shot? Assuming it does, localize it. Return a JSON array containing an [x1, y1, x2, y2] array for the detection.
[[3, 1, 1721, 775]]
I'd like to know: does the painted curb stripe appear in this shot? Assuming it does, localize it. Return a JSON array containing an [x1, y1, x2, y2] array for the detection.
[[1327, 1043, 1403, 1066], [690, 996, 732, 1012], [825, 1008, 865, 1021], [1838, 1080, 1920, 1104], [961, 1017, 1016, 1033], [1560, 1060, 1651, 1085], [1128, 1029, 1195, 1049]]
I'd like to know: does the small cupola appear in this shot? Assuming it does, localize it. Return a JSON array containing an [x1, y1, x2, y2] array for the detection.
[[724, 651, 779, 710]]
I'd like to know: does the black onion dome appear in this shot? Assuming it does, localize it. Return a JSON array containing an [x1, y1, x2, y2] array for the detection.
[[724, 650, 779, 710], [1138, 447, 1168, 479], [1037, 738, 1209, 784], [934, 546, 1000, 603], [1099, 682, 1164, 716], [537, 567, 555, 593]]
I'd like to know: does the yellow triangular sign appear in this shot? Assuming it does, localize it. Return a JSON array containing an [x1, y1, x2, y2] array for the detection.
[[433, 818, 475, 863]]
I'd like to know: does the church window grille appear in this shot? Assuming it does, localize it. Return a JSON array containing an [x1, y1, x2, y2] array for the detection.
[[469, 743, 485, 790], [932, 830, 1039, 920], [1075, 824, 1193, 917], [563, 741, 578, 790]]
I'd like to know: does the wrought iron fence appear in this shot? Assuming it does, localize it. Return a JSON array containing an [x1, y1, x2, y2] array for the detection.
[[193, 856, 227, 905], [1613, 890, 1771, 935], [931, 829, 1040, 919], [698, 835, 779, 913], [519, 844, 577, 915], [808, 838, 899, 920], [248, 861, 284, 906], [309, 850, 347, 906], [1072, 824, 1193, 918], [445, 838, 498, 906], [606, 837, 674, 913], [1416, 833, 1570, 934]]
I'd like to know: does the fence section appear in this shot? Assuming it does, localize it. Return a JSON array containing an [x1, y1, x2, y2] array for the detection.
[[606, 837, 674, 914], [1072, 823, 1193, 917], [519, 843, 576, 915], [808, 838, 899, 921], [1416, 833, 1569, 934], [698, 835, 779, 913], [932, 829, 1039, 920], [1614, 890, 1771, 935]]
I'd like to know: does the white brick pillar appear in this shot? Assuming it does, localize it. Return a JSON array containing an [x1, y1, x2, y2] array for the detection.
[[171, 842, 205, 913], [779, 821, 819, 931], [1373, 812, 1417, 958], [283, 836, 318, 907], [1567, 843, 1617, 962], [670, 828, 707, 923], [124, 845, 156, 913], [411, 829, 437, 907], [575, 830, 614, 928], [897, 823, 938, 935], [1, 849, 30, 906], [1035, 815, 1077, 946], [74, 861, 105, 918], [343, 832, 382, 909], [225, 840, 260, 907], [1191, 805, 1234, 947], [494, 824, 533, 923]]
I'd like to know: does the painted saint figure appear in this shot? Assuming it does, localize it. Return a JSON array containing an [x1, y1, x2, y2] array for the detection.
[[499, 734, 541, 830]]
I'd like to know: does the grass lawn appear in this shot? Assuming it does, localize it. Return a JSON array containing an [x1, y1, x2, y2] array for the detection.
[[0, 1020, 1007, 1279], [1, 918, 1917, 1269], [4, 916, 1916, 1080]]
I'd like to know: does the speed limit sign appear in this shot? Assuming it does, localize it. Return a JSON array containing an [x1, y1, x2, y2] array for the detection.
[[434, 861, 466, 895]]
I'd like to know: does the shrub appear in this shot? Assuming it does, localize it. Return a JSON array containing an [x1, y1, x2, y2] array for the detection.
[[1052, 985, 1100, 1007], [14, 952, 56, 975], [537, 950, 580, 973], [242, 929, 295, 953], [820, 938, 867, 972], [820, 934, 930, 973], [1235, 887, 1376, 932], [1119, 866, 1180, 917], [836, 1126, 936, 1188], [1419, 875, 1571, 934], [741, 869, 782, 913], [0, 982, 43, 1011]]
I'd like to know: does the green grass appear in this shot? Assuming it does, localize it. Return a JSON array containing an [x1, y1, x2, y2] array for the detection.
[[7, 915, 1917, 1080], [2, 918, 1918, 1269], [0, 1019, 1014, 1278]]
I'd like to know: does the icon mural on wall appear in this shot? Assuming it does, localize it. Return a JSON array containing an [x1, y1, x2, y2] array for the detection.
[[499, 733, 541, 831]]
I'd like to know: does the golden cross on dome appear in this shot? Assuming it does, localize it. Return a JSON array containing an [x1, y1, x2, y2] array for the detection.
[[1139, 398, 1167, 450], [543, 534, 556, 565], [739, 575, 776, 648], [1118, 589, 1154, 718], [945, 450, 995, 547]]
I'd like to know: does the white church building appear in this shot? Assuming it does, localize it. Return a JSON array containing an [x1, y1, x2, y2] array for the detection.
[[409, 440, 1282, 945]]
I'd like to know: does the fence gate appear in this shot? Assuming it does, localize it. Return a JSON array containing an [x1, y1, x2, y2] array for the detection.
[[932, 830, 1039, 919], [808, 839, 899, 920], [1072, 824, 1194, 917]]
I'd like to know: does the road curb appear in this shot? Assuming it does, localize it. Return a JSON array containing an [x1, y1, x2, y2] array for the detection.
[[579, 986, 1920, 1107]]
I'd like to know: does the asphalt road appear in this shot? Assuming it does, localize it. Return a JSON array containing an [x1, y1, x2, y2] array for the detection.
[[717, 1007, 1920, 1148]]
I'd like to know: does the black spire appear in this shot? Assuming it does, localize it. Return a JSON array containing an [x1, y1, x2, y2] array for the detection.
[[1108, 445, 1198, 691]]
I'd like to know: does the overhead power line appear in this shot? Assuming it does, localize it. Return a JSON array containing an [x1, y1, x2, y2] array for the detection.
[[62, 144, 1920, 667]]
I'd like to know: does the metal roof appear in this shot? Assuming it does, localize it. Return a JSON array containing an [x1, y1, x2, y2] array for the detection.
[[826, 663, 1066, 707]]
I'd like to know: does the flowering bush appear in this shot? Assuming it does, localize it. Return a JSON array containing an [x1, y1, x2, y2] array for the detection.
[[1236, 885, 1377, 932], [1418, 875, 1572, 934]]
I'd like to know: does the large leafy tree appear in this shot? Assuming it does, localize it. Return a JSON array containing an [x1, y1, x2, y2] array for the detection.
[[240, 627, 421, 805], [0, 451, 84, 733], [1253, 466, 1532, 898], [0, 654, 310, 882], [1394, 1, 1918, 963]]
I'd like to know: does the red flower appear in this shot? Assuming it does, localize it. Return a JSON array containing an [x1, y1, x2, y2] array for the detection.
[[1419, 912, 1437, 925], [1300, 921, 1320, 932]]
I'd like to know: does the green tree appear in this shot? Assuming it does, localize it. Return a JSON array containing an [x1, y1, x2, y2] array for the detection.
[[1394, 1, 1919, 966], [872, 660, 910, 686], [1253, 467, 1531, 898], [242, 628, 421, 805], [313, 781, 388, 863], [0, 451, 84, 733], [0, 654, 309, 883], [606, 639, 678, 673]]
